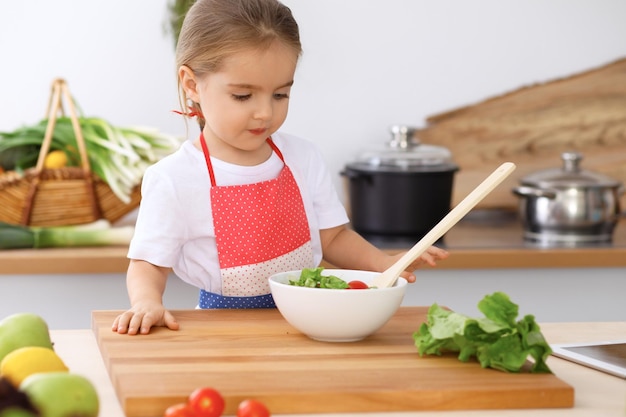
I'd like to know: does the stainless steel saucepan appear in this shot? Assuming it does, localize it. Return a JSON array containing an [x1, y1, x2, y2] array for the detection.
[[513, 152, 624, 246]]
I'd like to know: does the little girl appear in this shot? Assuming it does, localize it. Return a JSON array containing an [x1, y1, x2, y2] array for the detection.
[[112, 0, 448, 335]]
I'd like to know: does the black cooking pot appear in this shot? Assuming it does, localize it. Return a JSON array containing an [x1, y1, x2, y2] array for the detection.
[[341, 126, 459, 240]]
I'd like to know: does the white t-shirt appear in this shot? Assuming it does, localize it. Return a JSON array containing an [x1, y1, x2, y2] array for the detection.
[[127, 131, 349, 293]]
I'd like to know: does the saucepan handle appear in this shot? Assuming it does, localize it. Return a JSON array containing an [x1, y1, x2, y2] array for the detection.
[[512, 186, 557, 199]]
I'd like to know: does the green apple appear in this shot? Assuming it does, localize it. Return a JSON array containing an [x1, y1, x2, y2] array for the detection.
[[0, 407, 38, 417], [0, 313, 53, 363], [20, 372, 99, 417]]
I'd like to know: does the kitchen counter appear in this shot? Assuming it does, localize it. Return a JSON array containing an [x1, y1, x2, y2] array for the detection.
[[2, 211, 626, 274], [52, 319, 626, 417]]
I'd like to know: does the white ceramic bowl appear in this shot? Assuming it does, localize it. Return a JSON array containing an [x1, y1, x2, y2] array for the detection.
[[269, 269, 407, 342]]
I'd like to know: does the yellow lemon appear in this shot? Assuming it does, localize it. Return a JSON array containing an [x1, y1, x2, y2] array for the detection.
[[43, 150, 68, 169], [0, 346, 68, 387]]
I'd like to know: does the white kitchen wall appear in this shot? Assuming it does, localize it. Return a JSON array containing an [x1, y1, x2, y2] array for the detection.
[[1, 0, 625, 203], [2, 1, 626, 330]]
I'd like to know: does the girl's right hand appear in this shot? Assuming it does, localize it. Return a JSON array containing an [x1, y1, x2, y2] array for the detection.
[[111, 302, 179, 335]]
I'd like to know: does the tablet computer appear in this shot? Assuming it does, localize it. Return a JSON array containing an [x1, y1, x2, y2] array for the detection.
[[550, 340, 626, 379]]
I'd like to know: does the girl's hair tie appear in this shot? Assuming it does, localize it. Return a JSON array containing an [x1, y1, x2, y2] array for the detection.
[[172, 106, 203, 118]]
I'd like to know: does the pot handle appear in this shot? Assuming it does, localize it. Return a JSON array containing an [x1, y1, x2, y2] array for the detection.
[[340, 170, 372, 181], [512, 186, 557, 199]]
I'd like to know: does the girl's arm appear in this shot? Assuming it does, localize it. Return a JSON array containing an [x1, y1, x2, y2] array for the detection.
[[111, 259, 180, 335], [319, 225, 449, 282]]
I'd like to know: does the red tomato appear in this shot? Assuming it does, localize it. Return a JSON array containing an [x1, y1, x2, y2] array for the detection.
[[164, 403, 196, 417], [347, 280, 369, 289], [188, 387, 225, 417], [237, 399, 271, 417]]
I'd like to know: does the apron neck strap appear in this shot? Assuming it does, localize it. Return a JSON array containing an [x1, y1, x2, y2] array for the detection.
[[199, 132, 284, 187], [200, 132, 217, 186], [267, 137, 284, 161]]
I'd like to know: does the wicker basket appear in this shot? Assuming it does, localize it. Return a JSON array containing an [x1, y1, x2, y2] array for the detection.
[[0, 79, 140, 227]]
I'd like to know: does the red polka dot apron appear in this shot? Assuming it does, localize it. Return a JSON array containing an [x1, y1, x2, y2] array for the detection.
[[198, 133, 315, 308]]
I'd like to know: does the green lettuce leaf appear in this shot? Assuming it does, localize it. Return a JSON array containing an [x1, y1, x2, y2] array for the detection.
[[288, 267, 349, 289], [413, 292, 553, 373]]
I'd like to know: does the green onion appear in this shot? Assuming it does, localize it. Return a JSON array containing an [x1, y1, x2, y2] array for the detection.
[[0, 116, 182, 203], [0, 220, 134, 250]]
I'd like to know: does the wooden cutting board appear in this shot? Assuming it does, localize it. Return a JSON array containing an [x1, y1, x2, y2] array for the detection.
[[92, 307, 573, 417]]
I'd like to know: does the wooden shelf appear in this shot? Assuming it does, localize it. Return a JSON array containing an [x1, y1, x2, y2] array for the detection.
[[2, 214, 626, 274], [379, 212, 626, 270]]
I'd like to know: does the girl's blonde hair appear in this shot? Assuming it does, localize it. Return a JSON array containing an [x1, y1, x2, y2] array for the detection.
[[176, 0, 302, 128]]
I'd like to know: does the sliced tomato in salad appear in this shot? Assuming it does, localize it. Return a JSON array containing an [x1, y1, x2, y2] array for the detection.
[[347, 280, 369, 289]]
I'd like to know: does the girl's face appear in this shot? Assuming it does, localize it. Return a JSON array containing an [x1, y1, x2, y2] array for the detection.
[[180, 41, 298, 165]]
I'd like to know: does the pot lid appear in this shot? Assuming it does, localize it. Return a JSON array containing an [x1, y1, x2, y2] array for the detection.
[[521, 152, 621, 188], [351, 125, 457, 171]]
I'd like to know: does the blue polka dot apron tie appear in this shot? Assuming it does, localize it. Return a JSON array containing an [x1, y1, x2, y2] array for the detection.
[[198, 133, 314, 309]]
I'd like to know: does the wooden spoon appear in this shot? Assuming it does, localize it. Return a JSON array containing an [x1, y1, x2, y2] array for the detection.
[[371, 162, 516, 288]]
